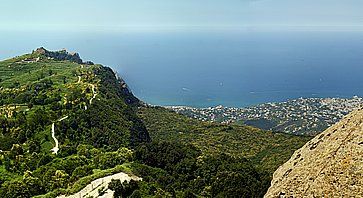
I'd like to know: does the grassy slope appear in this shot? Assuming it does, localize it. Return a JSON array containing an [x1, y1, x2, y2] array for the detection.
[[138, 106, 312, 174], [0, 54, 79, 151], [0, 52, 148, 151], [0, 53, 96, 148], [0, 54, 79, 88]]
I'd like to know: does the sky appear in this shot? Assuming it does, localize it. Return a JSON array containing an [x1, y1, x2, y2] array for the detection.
[[1, 0, 363, 32]]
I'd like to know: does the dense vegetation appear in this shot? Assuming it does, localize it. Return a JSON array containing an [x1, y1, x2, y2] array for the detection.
[[138, 107, 311, 174], [0, 49, 311, 197], [132, 141, 269, 197], [0, 145, 134, 197]]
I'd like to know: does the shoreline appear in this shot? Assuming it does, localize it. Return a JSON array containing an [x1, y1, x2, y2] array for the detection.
[[164, 96, 363, 135], [156, 96, 363, 109]]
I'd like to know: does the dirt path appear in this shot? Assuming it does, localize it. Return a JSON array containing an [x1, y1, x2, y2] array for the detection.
[[50, 123, 58, 154], [90, 84, 97, 104], [77, 76, 81, 83], [58, 172, 141, 198], [50, 116, 68, 154]]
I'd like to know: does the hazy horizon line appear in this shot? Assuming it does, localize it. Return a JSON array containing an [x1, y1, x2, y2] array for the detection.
[[1, 24, 363, 33]]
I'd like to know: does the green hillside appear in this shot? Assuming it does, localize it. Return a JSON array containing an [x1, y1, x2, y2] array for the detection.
[[138, 106, 312, 174], [0, 48, 151, 197], [0, 48, 150, 152], [0, 48, 311, 198]]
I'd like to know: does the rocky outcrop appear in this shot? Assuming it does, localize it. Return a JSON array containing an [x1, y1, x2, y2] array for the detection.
[[33, 47, 93, 65], [57, 172, 141, 198], [265, 108, 363, 197]]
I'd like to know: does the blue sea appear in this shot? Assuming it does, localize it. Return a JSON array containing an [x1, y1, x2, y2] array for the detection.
[[1, 30, 363, 107]]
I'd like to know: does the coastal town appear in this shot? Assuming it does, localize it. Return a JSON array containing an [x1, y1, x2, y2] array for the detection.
[[167, 97, 363, 135]]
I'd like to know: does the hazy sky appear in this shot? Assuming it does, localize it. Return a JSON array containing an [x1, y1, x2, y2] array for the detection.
[[1, 0, 363, 31]]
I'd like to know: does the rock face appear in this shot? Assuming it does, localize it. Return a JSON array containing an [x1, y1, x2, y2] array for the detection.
[[265, 109, 363, 197], [33, 47, 93, 65]]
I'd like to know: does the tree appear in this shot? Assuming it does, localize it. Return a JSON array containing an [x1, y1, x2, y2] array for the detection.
[[108, 179, 139, 198], [108, 179, 123, 198], [23, 171, 44, 196], [0, 180, 30, 198], [51, 170, 69, 189]]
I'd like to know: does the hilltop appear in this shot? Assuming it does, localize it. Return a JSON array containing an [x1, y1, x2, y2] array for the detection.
[[32, 47, 86, 64]]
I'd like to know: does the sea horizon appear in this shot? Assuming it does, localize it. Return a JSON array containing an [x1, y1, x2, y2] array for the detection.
[[1, 30, 363, 108]]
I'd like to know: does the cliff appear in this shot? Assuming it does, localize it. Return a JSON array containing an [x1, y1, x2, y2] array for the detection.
[[265, 108, 363, 197]]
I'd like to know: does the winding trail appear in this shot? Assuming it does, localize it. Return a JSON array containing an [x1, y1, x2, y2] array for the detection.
[[50, 123, 58, 154], [51, 67, 96, 154], [58, 116, 68, 122], [77, 76, 81, 83], [50, 116, 68, 154], [89, 84, 97, 105]]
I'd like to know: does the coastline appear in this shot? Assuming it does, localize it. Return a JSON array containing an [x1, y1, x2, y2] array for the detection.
[[164, 96, 363, 135]]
